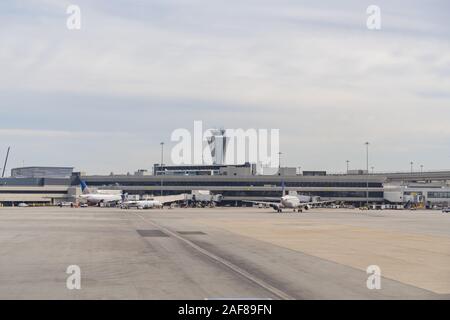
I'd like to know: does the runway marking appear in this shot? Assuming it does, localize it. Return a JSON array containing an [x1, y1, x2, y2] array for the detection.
[[136, 229, 169, 237], [177, 231, 206, 235], [131, 212, 294, 300]]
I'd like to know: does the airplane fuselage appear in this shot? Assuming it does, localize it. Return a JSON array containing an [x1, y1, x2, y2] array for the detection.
[[280, 195, 303, 208], [122, 200, 163, 209], [79, 194, 122, 204]]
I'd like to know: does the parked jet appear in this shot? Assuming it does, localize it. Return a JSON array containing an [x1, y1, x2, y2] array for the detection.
[[120, 194, 186, 209], [121, 199, 163, 209], [244, 182, 334, 213], [78, 181, 123, 205]]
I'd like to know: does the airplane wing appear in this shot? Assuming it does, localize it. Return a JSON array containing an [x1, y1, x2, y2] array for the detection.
[[152, 194, 187, 204], [242, 200, 281, 209], [297, 200, 335, 208]]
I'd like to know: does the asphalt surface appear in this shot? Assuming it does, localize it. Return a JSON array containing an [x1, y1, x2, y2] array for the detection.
[[0, 206, 448, 299]]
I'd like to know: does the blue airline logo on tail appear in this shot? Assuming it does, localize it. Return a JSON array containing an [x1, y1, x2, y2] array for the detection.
[[80, 180, 88, 192]]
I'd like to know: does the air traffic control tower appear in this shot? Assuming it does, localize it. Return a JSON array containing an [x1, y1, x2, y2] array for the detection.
[[206, 129, 227, 165]]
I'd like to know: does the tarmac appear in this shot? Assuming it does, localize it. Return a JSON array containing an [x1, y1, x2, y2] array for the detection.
[[0, 206, 449, 299]]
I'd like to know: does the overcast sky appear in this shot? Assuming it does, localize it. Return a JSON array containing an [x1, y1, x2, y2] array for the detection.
[[1, 0, 449, 174]]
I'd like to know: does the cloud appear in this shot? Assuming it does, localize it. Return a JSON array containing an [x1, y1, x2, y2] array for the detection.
[[0, 128, 132, 138], [0, 0, 449, 173]]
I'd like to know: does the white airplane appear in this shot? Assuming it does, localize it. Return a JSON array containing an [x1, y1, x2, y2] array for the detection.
[[120, 194, 186, 209], [121, 199, 163, 209], [78, 181, 123, 205], [244, 182, 334, 213]]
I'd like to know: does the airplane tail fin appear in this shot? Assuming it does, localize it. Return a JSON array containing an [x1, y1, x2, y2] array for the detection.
[[281, 180, 286, 197], [80, 180, 91, 194]]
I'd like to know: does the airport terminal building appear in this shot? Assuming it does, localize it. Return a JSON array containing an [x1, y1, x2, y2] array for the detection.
[[82, 169, 386, 205], [0, 167, 77, 206], [2, 164, 450, 208], [2, 130, 449, 207]]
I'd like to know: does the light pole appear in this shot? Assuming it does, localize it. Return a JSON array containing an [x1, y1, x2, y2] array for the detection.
[[160, 142, 164, 167], [365, 142, 369, 208], [278, 151, 282, 170], [160, 142, 164, 196], [346, 160, 350, 174], [420, 164, 423, 173], [410, 161, 414, 173], [371, 166, 374, 174]]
